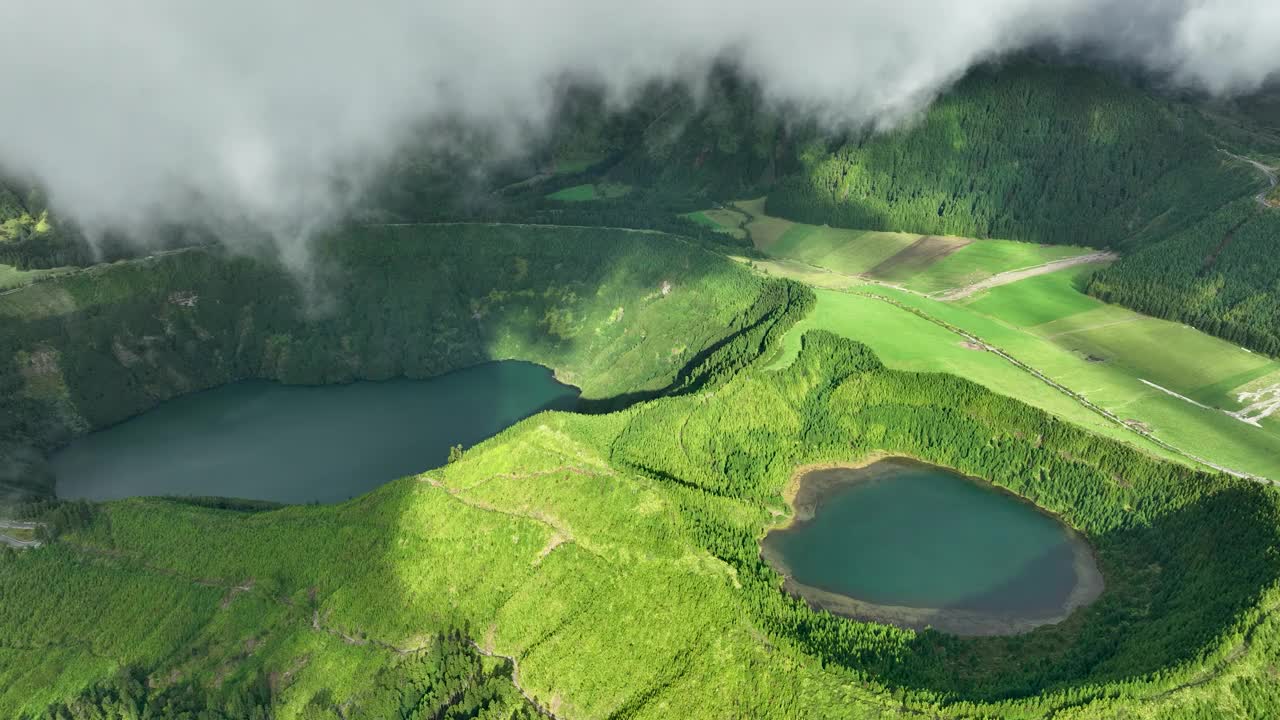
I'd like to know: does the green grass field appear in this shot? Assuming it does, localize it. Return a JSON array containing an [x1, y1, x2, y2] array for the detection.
[[725, 198, 1280, 477], [546, 182, 631, 201], [751, 264, 1280, 479], [685, 208, 748, 240], [0, 263, 67, 291], [965, 263, 1280, 411], [765, 287, 1192, 466], [717, 199, 1089, 294], [885, 239, 1084, 294]]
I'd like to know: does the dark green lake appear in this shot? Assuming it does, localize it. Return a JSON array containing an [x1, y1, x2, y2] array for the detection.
[[52, 361, 579, 504], [761, 458, 1102, 635]]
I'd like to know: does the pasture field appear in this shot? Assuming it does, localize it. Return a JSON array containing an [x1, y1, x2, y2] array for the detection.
[[752, 263, 1280, 479], [0, 263, 67, 291], [885, 238, 1085, 294], [879, 281, 1280, 478], [731, 204, 1280, 477], [719, 200, 1090, 294], [964, 263, 1280, 411], [546, 182, 631, 201], [685, 208, 748, 240], [765, 287, 1191, 466]]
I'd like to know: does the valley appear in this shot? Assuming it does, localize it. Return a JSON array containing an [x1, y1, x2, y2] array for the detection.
[[3, 55, 1280, 720]]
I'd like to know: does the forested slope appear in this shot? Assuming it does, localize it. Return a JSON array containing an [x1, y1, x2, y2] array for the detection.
[[766, 62, 1259, 248], [0, 224, 802, 501], [1089, 201, 1280, 355]]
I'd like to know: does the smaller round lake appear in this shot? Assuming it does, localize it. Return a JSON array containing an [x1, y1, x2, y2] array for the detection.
[[761, 458, 1102, 635], [52, 361, 579, 504]]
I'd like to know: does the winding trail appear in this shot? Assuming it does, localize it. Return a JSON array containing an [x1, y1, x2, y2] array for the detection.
[[1221, 150, 1279, 208], [936, 251, 1118, 301], [0, 520, 43, 549]]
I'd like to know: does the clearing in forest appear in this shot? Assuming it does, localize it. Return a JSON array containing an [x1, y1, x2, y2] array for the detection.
[[685, 208, 749, 240], [546, 182, 631, 202], [717, 199, 1090, 294]]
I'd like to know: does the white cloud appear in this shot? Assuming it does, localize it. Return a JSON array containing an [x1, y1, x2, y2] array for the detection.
[[0, 1, 1275, 258]]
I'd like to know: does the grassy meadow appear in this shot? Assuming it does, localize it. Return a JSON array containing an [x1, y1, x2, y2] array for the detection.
[[753, 259, 1280, 479], [712, 199, 1091, 294], [721, 199, 1280, 480], [0, 263, 68, 291]]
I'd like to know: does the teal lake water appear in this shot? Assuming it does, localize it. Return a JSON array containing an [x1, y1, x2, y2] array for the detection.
[[52, 361, 579, 504], [763, 459, 1097, 624]]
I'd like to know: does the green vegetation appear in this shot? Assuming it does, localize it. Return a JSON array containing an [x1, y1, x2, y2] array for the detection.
[[767, 62, 1259, 249], [4, 331, 1280, 718], [546, 182, 632, 201], [0, 264, 69, 291], [710, 198, 1092, 295], [0, 224, 802, 500], [1089, 201, 1280, 356], [9, 59, 1280, 720]]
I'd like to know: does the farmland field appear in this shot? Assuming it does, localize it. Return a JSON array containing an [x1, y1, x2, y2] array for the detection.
[[964, 263, 1280, 411], [755, 269, 1280, 479], [685, 208, 749, 240], [716, 200, 1090, 294]]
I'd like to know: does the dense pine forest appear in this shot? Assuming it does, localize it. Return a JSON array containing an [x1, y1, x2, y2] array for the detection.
[[765, 63, 1261, 248]]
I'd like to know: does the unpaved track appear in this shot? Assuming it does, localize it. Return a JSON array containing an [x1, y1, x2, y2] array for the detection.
[[0, 520, 43, 548], [937, 251, 1118, 301], [1221, 150, 1278, 208]]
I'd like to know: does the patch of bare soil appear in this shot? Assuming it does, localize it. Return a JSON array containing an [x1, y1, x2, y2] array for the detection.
[[867, 235, 971, 279]]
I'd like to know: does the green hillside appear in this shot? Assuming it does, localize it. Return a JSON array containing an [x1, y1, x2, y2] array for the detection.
[[1089, 201, 1280, 355], [5, 332, 1280, 718], [0, 224, 806, 501], [766, 62, 1260, 249]]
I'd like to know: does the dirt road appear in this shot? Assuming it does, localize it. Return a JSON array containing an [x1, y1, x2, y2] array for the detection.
[[0, 520, 42, 549], [937, 251, 1118, 301], [1221, 150, 1278, 208]]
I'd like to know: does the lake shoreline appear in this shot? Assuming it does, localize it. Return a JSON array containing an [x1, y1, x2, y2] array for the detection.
[[761, 455, 1106, 636]]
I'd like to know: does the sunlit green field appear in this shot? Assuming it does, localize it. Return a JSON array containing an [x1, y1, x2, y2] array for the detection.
[[755, 270, 1280, 479], [964, 263, 1280, 410], [765, 287, 1189, 466], [711, 200, 1089, 293], [887, 239, 1084, 294], [0, 263, 67, 291]]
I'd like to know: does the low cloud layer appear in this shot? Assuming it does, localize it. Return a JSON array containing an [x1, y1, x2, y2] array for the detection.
[[1, 1, 1276, 260]]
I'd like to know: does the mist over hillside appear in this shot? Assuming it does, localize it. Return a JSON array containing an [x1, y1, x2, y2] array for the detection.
[[1, 1, 1278, 262]]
